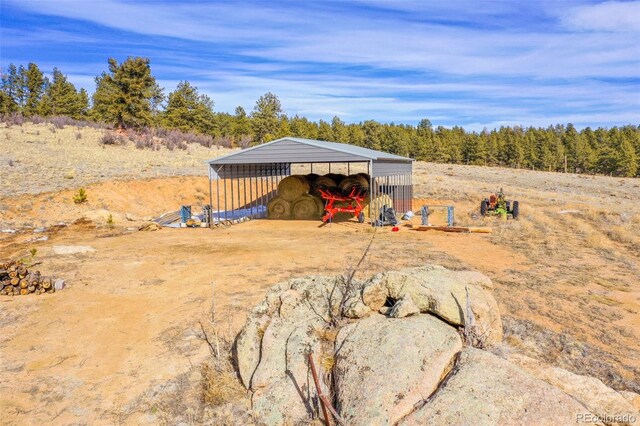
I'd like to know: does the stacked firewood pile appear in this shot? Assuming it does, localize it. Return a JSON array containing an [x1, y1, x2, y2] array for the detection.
[[0, 260, 56, 296], [267, 173, 391, 220]]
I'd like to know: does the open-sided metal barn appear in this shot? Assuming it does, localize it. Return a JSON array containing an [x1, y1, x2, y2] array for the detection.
[[206, 137, 414, 225]]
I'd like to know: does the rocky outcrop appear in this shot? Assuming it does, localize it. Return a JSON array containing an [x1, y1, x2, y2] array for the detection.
[[234, 265, 638, 425], [400, 347, 591, 425], [508, 353, 639, 426], [361, 265, 502, 345], [334, 314, 462, 425]]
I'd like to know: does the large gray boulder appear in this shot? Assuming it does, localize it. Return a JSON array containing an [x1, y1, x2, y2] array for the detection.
[[334, 314, 462, 426], [400, 348, 591, 426], [235, 276, 339, 424]]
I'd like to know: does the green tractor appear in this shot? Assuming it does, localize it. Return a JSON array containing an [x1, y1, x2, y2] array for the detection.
[[480, 188, 519, 219]]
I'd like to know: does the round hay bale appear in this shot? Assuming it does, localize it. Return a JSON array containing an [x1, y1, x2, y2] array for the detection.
[[292, 194, 325, 220], [277, 175, 310, 201], [313, 176, 336, 188], [311, 176, 337, 197], [353, 174, 370, 187], [325, 173, 347, 185], [363, 194, 393, 218], [267, 196, 292, 219], [357, 172, 371, 182], [338, 176, 369, 194], [305, 173, 320, 185]]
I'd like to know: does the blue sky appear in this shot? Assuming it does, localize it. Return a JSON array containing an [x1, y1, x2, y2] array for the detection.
[[1, 0, 639, 130]]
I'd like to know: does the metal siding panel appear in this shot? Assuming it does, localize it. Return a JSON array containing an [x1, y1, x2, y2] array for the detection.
[[371, 160, 412, 177]]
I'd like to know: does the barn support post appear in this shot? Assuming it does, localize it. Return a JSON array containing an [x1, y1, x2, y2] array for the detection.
[[216, 166, 221, 225], [249, 165, 254, 218], [223, 166, 228, 223], [208, 165, 213, 228]]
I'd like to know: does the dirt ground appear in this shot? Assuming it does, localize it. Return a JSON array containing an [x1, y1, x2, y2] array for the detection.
[[1, 125, 639, 424]]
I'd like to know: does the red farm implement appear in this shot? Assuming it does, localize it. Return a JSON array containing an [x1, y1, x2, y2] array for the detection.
[[317, 186, 367, 223]]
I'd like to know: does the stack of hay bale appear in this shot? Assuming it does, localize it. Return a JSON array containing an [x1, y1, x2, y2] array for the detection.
[[267, 173, 393, 221], [0, 260, 57, 296]]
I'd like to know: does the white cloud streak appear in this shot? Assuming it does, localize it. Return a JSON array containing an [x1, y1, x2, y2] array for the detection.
[[3, 0, 639, 129]]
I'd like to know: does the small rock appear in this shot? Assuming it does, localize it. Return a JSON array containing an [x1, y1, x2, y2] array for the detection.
[[1, 229, 16, 234], [343, 300, 371, 318], [54, 279, 65, 291], [33, 227, 47, 233], [379, 306, 391, 315], [52, 245, 96, 255], [138, 223, 161, 231], [389, 294, 420, 318]]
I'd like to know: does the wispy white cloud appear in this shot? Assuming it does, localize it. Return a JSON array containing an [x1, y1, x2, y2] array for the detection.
[[2, 0, 639, 129], [560, 1, 640, 32]]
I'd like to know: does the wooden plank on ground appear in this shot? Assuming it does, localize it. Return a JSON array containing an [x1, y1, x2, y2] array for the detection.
[[410, 225, 492, 233]]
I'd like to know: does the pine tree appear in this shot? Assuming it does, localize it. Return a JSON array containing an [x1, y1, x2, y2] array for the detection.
[[231, 106, 252, 142], [92, 57, 164, 129], [251, 92, 282, 144], [361, 120, 382, 150], [275, 116, 291, 139], [289, 115, 318, 139], [1, 64, 26, 110], [38, 68, 85, 118], [331, 116, 348, 142], [317, 119, 332, 141], [163, 81, 214, 134], [23, 63, 45, 116]]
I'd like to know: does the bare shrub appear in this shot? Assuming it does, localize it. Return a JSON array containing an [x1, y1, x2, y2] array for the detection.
[[236, 135, 252, 149], [101, 131, 126, 146], [135, 133, 159, 150], [75, 132, 82, 140], [49, 116, 69, 129], [1, 113, 24, 127]]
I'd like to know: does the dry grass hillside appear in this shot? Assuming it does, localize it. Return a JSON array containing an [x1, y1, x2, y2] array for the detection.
[[0, 122, 234, 198], [0, 124, 639, 424]]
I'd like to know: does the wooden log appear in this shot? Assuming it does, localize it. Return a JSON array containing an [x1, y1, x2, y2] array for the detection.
[[42, 278, 52, 290], [277, 175, 310, 201], [292, 194, 324, 220], [19, 279, 29, 289], [9, 271, 17, 279], [411, 225, 493, 233], [10, 277, 19, 286], [266, 196, 292, 219], [20, 288, 29, 296], [28, 285, 36, 293]]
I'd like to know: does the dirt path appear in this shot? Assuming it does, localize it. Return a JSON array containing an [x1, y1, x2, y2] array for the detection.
[[0, 218, 522, 424]]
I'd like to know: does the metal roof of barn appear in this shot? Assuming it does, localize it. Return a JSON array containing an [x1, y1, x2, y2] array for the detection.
[[207, 137, 413, 165]]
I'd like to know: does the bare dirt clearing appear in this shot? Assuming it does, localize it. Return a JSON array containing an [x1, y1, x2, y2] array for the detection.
[[1, 125, 639, 424]]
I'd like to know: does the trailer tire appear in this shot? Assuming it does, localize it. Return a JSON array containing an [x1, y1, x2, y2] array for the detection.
[[480, 200, 488, 216], [512, 201, 519, 219]]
